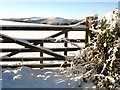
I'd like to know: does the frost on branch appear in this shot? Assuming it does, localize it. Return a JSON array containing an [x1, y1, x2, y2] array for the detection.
[[67, 9, 120, 89]]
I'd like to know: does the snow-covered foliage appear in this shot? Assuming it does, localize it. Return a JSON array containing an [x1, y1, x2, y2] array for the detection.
[[68, 9, 120, 89]]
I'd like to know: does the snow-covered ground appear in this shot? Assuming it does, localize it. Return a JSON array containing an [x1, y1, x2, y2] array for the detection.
[[2, 17, 80, 25], [1, 66, 94, 88]]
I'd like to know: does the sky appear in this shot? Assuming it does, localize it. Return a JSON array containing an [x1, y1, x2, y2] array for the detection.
[[0, 1, 119, 19]]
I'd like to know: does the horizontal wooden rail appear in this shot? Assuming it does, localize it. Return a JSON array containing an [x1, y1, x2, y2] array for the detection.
[[1, 47, 80, 52], [1, 57, 64, 61], [1, 25, 88, 31], [0, 39, 85, 43], [1, 63, 71, 68]]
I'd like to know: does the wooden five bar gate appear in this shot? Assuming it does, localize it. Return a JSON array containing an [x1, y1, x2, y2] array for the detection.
[[0, 24, 90, 68]]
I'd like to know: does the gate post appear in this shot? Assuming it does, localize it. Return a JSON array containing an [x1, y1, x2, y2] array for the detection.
[[85, 14, 98, 46]]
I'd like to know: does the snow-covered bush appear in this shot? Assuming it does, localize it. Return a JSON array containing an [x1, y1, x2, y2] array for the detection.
[[68, 9, 120, 89]]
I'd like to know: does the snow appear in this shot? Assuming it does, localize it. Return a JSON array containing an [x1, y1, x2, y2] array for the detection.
[[69, 20, 85, 26], [104, 9, 118, 21], [1, 66, 95, 88], [1, 17, 79, 25], [0, 20, 53, 26]]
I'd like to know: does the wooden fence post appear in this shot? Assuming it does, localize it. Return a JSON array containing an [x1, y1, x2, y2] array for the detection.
[[40, 42, 43, 69], [85, 28, 91, 46], [64, 32, 68, 56]]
